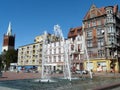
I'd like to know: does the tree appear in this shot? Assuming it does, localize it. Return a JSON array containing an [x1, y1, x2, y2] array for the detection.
[[0, 55, 4, 70], [0, 49, 18, 70]]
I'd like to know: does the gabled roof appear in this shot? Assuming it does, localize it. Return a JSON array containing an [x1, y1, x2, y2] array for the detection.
[[83, 4, 118, 20]]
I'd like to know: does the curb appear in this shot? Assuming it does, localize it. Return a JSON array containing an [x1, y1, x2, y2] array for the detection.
[[93, 82, 120, 90]]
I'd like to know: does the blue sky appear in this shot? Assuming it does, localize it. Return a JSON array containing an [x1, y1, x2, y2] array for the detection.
[[0, 0, 120, 52]]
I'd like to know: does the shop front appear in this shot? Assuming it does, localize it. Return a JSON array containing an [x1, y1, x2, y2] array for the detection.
[[84, 58, 119, 72]]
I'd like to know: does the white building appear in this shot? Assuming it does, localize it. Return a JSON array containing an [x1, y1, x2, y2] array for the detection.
[[17, 33, 60, 71], [45, 40, 65, 72], [43, 34, 85, 72]]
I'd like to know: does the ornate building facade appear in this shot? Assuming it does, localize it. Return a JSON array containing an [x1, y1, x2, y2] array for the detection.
[[68, 4, 120, 72], [82, 4, 120, 72], [68, 27, 86, 71]]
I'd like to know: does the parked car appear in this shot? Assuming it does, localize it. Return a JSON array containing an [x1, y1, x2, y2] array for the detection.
[[75, 70, 88, 74]]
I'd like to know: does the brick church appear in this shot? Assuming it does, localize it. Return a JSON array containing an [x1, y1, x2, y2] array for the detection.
[[2, 22, 15, 52]]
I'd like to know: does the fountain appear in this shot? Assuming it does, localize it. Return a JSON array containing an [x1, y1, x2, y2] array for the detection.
[[54, 24, 71, 81], [39, 31, 56, 82], [40, 25, 72, 82], [39, 24, 92, 83]]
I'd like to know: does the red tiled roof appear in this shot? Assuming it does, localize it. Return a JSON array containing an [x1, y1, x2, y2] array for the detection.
[[68, 26, 83, 38], [84, 4, 118, 20]]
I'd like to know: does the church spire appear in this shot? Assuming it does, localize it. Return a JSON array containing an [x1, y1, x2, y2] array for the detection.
[[6, 22, 12, 36]]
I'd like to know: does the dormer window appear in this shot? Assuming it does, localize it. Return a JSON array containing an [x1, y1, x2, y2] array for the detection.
[[106, 10, 113, 14], [70, 31, 74, 34], [77, 29, 81, 33]]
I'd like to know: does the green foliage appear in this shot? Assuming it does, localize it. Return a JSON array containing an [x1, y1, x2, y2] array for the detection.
[[0, 49, 18, 70], [0, 55, 3, 70]]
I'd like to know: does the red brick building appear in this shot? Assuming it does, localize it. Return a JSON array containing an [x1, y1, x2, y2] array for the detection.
[[68, 4, 120, 72], [2, 22, 15, 52]]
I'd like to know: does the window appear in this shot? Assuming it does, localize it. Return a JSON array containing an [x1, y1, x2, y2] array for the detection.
[[71, 31, 74, 34], [92, 21, 96, 26], [108, 26, 114, 33], [49, 56, 51, 62], [71, 44, 74, 51], [109, 36, 114, 42], [33, 45, 35, 48], [27, 47, 29, 49], [87, 40, 92, 47], [97, 20, 101, 25], [110, 10, 113, 14], [88, 22, 90, 28], [98, 50, 104, 57], [77, 29, 81, 34], [54, 49, 56, 54], [32, 60, 35, 63], [59, 48, 61, 53], [107, 10, 110, 14], [54, 56, 56, 62], [27, 51, 29, 54], [108, 17, 113, 22], [76, 36, 82, 41], [88, 51, 92, 58], [87, 31, 92, 37], [78, 44, 81, 52], [33, 50, 35, 53], [98, 38, 104, 47], [54, 43, 56, 46], [107, 10, 113, 14], [58, 55, 61, 62], [97, 28, 101, 35]]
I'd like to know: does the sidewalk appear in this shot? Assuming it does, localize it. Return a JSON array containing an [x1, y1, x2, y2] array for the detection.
[[94, 72, 120, 77], [0, 71, 120, 81], [0, 71, 41, 81]]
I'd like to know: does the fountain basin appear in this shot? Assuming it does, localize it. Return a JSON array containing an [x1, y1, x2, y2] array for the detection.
[[33, 78, 57, 83]]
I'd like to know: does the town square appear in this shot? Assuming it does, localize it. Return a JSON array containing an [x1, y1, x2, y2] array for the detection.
[[0, 0, 120, 90]]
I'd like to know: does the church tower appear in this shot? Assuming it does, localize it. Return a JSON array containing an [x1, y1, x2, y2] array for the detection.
[[2, 22, 15, 52]]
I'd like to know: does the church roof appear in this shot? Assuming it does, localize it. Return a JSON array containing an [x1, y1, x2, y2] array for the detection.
[[6, 22, 12, 36]]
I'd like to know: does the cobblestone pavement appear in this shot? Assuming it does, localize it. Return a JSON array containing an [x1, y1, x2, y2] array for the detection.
[[0, 71, 41, 81], [0, 71, 64, 81], [0, 71, 120, 81]]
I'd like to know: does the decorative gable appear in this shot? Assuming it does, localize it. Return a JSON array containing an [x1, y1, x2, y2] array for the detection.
[[84, 4, 105, 20]]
